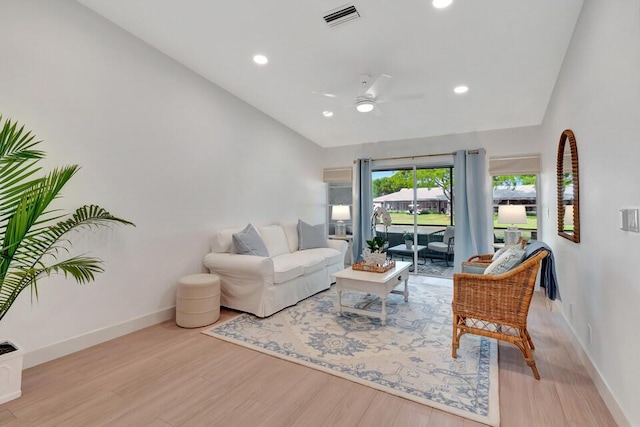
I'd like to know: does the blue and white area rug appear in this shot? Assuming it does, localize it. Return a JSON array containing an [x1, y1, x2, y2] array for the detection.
[[203, 279, 499, 426]]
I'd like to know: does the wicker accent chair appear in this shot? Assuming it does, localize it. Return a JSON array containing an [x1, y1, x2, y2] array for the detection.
[[452, 249, 549, 380]]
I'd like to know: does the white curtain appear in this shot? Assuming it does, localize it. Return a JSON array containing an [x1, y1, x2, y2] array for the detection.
[[453, 149, 493, 272], [353, 158, 372, 262]]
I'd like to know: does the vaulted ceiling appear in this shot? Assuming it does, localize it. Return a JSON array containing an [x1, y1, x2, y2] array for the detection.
[[77, 0, 583, 148]]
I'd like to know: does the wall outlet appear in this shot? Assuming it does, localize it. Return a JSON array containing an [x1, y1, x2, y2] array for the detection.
[[587, 324, 592, 346]]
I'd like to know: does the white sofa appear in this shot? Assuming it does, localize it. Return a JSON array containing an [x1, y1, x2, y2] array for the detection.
[[203, 223, 347, 317]]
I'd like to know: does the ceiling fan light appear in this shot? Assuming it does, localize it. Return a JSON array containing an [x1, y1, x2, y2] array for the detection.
[[356, 101, 374, 113], [433, 0, 453, 9], [454, 85, 469, 94], [253, 54, 268, 65]]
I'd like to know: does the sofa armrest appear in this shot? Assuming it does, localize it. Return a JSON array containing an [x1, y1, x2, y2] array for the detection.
[[203, 252, 274, 278], [327, 239, 348, 262]]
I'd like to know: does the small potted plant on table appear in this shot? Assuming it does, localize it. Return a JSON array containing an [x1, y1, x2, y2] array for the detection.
[[403, 231, 414, 250]]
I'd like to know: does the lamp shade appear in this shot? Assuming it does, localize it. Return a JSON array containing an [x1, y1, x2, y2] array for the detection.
[[498, 205, 527, 225], [331, 205, 350, 221], [564, 205, 574, 226]]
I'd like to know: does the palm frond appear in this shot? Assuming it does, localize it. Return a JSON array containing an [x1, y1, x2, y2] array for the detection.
[[0, 256, 105, 322], [0, 116, 134, 323], [0, 116, 45, 162]]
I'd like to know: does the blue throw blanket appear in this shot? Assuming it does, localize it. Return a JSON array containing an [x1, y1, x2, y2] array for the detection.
[[525, 241, 559, 301]]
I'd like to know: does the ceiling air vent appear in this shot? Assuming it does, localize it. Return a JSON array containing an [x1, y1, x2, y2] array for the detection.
[[323, 4, 360, 27]]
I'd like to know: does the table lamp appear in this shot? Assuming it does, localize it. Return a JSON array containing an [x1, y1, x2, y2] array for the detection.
[[498, 205, 527, 246], [332, 205, 350, 236]]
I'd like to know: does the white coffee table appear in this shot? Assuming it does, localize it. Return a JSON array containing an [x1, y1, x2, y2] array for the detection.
[[333, 261, 411, 325]]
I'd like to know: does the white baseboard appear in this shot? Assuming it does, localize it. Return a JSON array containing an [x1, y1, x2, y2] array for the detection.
[[24, 307, 175, 369], [552, 299, 631, 427]]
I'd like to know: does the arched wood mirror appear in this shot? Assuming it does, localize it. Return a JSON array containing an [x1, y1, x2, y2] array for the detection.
[[557, 129, 580, 243]]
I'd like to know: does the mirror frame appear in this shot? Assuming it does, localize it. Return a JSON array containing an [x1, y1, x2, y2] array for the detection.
[[556, 129, 580, 243]]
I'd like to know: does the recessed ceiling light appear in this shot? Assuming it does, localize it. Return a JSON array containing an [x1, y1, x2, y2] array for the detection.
[[454, 85, 469, 94], [322, 111, 334, 117], [356, 100, 375, 113], [253, 54, 268, 65], [433, 0, 453, 9]]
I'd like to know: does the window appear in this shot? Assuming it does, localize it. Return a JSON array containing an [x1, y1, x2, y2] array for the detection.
[[492, 174, 538, 242], [327, 182, 352, 235]]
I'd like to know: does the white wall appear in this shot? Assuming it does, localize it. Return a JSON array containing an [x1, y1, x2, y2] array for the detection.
[[324, 0, 640, 423], [537, 0, 640, 425], [0, 0, 325, 366]]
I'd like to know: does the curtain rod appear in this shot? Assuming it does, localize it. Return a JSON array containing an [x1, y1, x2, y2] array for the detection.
[[352, 149, 479, 164]]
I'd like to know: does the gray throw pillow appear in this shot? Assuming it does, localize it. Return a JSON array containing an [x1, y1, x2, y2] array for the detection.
[[298, 220, 328, 250], [232, 224, 269, 257]]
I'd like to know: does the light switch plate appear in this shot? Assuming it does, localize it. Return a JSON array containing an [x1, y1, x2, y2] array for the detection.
[[620, 208, 639, 232], [628, 208, 639, 232]]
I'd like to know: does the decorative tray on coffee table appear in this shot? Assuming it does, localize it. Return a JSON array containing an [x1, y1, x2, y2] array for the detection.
[[351, 259, 395, 273]]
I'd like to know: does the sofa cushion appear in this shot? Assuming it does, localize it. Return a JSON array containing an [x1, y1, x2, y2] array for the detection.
[[232, 224, 269, 257], [302, 247, 343, 267], [211, 226, 245, 253], [298, 220, 328, 250], [281, 222, 299, 253], [271, 255, 305, 284], [259, 225, 290, 257], [277, 251, 326, 276], [484, 246, 526, 275]]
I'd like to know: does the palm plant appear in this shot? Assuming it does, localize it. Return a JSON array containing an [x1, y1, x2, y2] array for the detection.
[[0, 116, 134, 324]]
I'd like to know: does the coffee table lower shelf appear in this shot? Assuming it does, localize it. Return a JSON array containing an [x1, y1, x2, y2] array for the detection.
[[333, 261, 412, 326]]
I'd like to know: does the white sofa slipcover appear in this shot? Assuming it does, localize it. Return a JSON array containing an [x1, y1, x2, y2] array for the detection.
[[203, 223, 347, 317]]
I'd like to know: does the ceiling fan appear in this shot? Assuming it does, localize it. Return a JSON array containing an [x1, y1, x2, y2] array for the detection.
[[314, 74, 424, 115]]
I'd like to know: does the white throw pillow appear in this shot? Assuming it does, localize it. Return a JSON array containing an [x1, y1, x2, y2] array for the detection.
[[484, 246, 526, 275], [259, 225, 291, 257], [492, 246, 509, 261]]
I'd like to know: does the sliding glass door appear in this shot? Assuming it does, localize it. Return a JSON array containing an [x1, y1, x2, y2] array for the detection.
[[371, 166, 453, 275]]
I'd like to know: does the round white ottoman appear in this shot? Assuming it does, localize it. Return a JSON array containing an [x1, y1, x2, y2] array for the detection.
[[176, 273, 221, 328]]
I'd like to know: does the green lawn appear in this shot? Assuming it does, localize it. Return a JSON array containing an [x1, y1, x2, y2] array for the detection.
[[387, 212, 538, 229]]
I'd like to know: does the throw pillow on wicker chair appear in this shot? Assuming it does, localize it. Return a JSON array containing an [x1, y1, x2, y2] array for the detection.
[[484, 246, 526, 275]]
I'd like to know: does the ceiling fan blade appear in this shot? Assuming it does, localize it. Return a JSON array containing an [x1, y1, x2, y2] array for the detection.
[[372, 105, 384, 116], [377, 93, 425, 104], [312, 90, 338, 99], [365, 74, 392, 99]]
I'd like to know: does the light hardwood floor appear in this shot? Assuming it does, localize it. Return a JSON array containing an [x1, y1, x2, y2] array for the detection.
[[0, 284, 618, 426]]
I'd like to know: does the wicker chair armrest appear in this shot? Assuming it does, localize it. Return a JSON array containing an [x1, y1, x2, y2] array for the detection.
[[466, 254, 493, 263]]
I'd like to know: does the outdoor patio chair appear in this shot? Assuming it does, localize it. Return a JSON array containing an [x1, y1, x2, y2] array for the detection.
[[426, 226, 455, 266], [451, 249, 549, 379]]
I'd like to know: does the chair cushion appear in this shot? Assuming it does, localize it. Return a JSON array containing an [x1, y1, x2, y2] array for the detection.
[[427, 242, 450, 253], [484, 246, 526, 275], [442, 226, 455, 242], [461, 262, 489, 274], [298, 220, 328, 250], [259, 225, 290, 257], [232, 224, 269, 257]]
